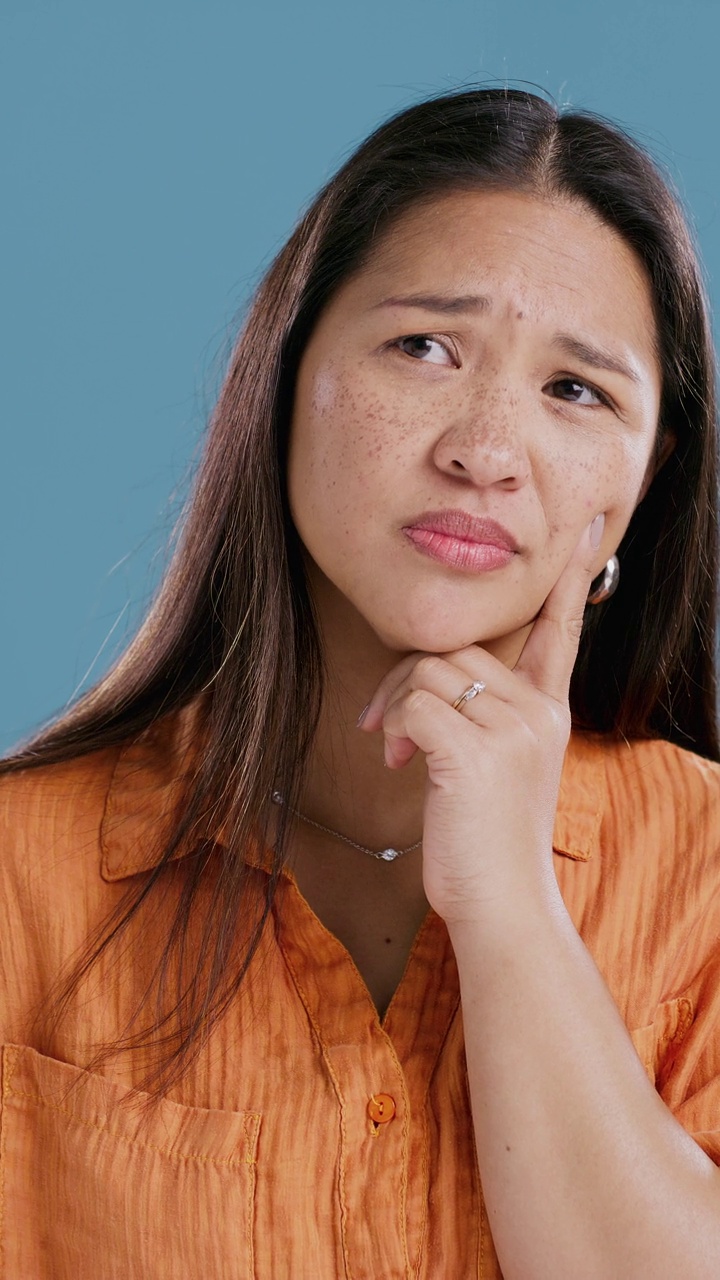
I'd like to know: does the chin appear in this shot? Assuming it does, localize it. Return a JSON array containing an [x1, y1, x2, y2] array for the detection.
[[365, 593, 539, 657], [370, 613, 506, 656]]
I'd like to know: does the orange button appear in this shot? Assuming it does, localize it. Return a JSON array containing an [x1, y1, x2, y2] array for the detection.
[[367, 1093, 396, 1124]]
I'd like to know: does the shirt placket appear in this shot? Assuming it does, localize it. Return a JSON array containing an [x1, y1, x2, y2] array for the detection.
[[276, 882, 472, 1279], [383, 912, 487, 1278], [275, 882, 425, 1278]]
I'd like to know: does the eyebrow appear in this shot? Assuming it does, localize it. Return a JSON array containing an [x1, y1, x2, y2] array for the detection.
[[375, 292, 492, 315], [375, 293, 642, 385], [551, 335, 642, 385]]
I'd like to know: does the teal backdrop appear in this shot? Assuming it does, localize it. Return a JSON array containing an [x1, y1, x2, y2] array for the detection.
[[2, 0, 719, 750]]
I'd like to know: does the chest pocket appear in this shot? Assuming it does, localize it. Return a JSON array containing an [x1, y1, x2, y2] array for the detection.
[[629, 996, 694, 1089], [1, 1044, 261, 1280]]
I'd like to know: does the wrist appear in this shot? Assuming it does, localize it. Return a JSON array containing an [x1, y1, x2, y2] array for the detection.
[[443, 870, 569, 951]]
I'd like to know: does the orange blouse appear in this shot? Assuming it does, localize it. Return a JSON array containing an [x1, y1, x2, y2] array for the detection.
[[2, 707, 720, 1279]]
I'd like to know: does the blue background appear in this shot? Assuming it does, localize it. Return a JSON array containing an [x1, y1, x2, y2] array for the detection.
[[3, 0, 719, 751]]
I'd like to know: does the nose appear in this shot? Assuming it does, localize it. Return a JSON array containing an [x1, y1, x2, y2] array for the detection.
[[432, 388, 532, 490]]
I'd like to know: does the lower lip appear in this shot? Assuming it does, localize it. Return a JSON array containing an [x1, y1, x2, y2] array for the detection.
[[402, 526, 515, 572]]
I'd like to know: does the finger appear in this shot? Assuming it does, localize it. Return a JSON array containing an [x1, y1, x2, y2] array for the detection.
[[359, 642, 515, 748], [359, 639, 525, 734], [384, 689, 514, 767], [382, 657, 501, 766], [382, 650, 533, 768], [379, 654, 486, 766], [358, 650, 484, 733], [382, 686, 484, 768], [357, 650, 427, 732], [515, 514, 604, 702]]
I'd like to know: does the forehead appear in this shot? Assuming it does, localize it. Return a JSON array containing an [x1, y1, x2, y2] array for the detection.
[[342, 189, 658, 352]]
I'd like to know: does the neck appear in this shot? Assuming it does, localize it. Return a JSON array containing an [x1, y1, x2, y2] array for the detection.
[[294, 564, 531, 856]]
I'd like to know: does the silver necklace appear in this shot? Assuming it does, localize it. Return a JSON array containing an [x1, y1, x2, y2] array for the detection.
[[270, 791, 422, 862]]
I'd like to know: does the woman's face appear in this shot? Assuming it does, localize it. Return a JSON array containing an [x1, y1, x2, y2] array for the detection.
[[287, 190, 663, 658]]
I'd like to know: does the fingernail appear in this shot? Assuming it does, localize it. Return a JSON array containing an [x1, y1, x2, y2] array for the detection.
[[356, 703, 370, 728], [590, 513, 605, 550]]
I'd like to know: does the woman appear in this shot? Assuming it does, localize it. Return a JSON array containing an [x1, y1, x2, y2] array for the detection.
[[2, 86, 720, 1278]]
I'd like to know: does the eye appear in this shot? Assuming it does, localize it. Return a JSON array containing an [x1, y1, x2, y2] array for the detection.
[[547, 377, 612, 408], [395, 334, 455, 366]]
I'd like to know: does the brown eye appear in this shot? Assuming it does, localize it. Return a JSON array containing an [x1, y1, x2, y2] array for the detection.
[[396, 335, 454, 365], [550, 377, 609, 407]]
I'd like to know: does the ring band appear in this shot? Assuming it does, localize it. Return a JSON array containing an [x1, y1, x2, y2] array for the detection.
[[451, 680, 487, 712]]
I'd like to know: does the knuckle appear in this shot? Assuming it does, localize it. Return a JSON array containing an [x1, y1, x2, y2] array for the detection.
[[514, 714, 539, 746], [406, 687, 433, 714], [379, 652, 423, 697], [444, 643, 482, 663], [413, 655, 447, 685], [564, 613, 585, 645]]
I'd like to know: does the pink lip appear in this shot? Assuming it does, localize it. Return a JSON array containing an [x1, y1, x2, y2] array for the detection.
[[401, 509, 519, 573]]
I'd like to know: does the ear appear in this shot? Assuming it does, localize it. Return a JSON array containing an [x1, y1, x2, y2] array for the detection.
[[637, 426, 676, 504]]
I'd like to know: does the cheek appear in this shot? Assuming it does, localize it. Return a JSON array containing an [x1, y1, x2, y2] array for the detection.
[[294, 367, 414, 493], [288, 370, 355, 506], [309, 366, 341, 417], [541, 435, 651, 545]]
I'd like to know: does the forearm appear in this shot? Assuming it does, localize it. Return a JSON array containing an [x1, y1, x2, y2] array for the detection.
[[449, 889, 720, 1280]]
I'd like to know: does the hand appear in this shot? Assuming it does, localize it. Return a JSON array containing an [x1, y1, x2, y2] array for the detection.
[[358, 517, 604, 927]]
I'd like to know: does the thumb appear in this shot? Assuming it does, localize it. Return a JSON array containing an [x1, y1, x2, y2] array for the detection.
[[515, 513, 605, 702]]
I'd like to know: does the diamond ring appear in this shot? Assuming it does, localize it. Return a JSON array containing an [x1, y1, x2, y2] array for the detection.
[[451, 680, 487, 712]]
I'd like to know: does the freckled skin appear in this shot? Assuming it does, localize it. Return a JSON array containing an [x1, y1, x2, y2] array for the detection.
[[287, 190, 663, 662]]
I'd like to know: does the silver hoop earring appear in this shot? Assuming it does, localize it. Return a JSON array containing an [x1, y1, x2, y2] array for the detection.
[[587, 555, 620, 605]]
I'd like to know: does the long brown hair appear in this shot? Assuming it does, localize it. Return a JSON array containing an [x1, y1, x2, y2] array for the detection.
[[4, 88, 718, 1091]]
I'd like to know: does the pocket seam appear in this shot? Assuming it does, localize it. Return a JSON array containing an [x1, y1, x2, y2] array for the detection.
[[3, 1048, 260, 1169]]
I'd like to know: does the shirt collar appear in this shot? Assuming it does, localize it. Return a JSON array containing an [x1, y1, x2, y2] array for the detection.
[[100, 698, 606, 882]]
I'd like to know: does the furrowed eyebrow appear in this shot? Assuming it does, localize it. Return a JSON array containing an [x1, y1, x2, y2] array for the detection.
[[551, 335, 641, 385], [374, 297, 644, 385], [374, 292, 493, 315]]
